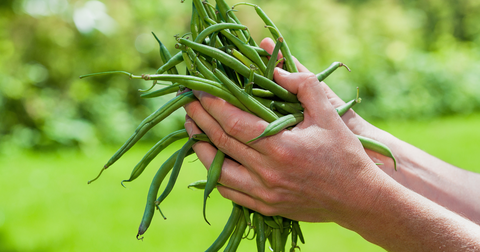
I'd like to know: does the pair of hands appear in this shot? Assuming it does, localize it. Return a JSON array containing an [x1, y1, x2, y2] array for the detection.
[[183, 38, 391, 224]]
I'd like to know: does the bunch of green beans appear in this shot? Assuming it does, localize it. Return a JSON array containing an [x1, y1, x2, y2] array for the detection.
[[80, 0, 397, 251]]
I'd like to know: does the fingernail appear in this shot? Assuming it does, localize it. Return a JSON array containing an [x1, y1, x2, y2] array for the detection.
[[276, 67, 290, 76], [184, 118, 194, 137]]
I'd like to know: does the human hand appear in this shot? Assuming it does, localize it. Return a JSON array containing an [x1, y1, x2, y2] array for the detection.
[[259, 38, 397, 171], [183, 49, 389, 223]]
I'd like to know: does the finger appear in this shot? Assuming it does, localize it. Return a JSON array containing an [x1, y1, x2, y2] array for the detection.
[[292, 56, 310, 73], [273, 68, 338, 127], [183, 98, 265, 165], [190, 90, 271, 149]]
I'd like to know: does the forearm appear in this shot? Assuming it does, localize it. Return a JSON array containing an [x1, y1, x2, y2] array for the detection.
[[340, 172, 480, 251], [359, 120, 480, 224]]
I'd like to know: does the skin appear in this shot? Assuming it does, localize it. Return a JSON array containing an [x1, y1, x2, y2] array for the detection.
[[183, 38, 480, 251]]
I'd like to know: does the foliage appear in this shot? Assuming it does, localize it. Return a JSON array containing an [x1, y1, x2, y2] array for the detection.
[[1, 0, 479, 151]]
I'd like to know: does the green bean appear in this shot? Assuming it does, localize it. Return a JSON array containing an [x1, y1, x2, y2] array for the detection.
[[143, 74, 249, 112], [140, 83, 180, 98], [202, 0, 217, 21], [194, 23, 247, 44], [272, 216, 284, 231], [215, 0, 254, 46], [290, 224, 298, 252], [233, 3, 297, 73], [190, 2, 201, 41], [280, 219, 291, 251], [253, 213, 266, 252], [272, 228, 282, 252], [193, 0, 216, 26], [178, 38, 298, 103], [224, 213, 248, 252], [248, 113, 303, 143], [356, 135, 397, 170], [213, 68, 279, 123], [219, 29, 266, 73], [186, 47, 220, 83], [248, 45, 271, 57], [203, 149, 225, 225], [182, 49, 197, 76], [265, 37, 284, 80], [121, 129, 188, 187], [242, 206, 252, 227], [292, 221, 304, 244], [88, 91, 196, 184], [192, 133, 212, 143], [263, 216, 280, 229], [252, 88, 276, 98], [137, 149, 193, 239], [155, 138, 199, 214], [272, 100, 303, 112], [152, 32, 179, 75], [335, 87, 361, 116], [205, 203, 243, 252], [231, 49, 262, 75], [187, 179, 207, 190], [155, 51, 184, 75], [316, 62, 351, 82]]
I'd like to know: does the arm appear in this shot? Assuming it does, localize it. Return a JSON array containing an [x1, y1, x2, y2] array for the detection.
[[262, 38, 480, 224], [359, 124, 480, 225], [183, 68, 480, 251]]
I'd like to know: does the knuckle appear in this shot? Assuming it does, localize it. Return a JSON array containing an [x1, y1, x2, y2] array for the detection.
[[222, 114, 244, 137], [210, 127, 231, 150], [298, 72, 319, 89]]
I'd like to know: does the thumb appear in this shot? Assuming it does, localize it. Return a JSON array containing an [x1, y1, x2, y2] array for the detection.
[[273, 67, 338, 126]]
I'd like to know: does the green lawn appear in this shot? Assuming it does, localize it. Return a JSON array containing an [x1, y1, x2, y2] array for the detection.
[[0, 113, 479, 252]]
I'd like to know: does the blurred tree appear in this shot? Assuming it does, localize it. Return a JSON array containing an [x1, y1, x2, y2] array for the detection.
[[0, 0, 479, 152]]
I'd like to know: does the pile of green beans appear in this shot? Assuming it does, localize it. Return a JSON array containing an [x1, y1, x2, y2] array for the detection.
[[80, 0, 397, 251]]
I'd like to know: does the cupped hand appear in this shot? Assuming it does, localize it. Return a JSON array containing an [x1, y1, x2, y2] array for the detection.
[[183, 40, 389, 223]]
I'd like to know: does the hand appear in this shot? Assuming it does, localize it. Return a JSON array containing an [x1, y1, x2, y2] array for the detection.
[[259, 38, 396, 172], [183, 44, 389, 223]]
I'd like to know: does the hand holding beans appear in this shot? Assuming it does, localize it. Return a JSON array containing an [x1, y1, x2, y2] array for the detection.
[[184, 38, 480, 251], [184, 57, 384, 223]]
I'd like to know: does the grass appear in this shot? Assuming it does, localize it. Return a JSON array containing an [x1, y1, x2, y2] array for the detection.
[[0, 113, 479, 252]]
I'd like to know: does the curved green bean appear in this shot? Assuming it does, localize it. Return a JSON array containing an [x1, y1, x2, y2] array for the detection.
[[88, 91, 196, 184], [233, 3, 297, 73], [143, 74, 249, 112], [152, 32, 179, 75], [195, 23, 247, 44], [178, 38, 298, 103], [203, 149, 225, 225], [356, 135, 397, 170], [155, 138, 199, 211], [137, 149, 193, 239], [121, 129, 188, 186], [213, 68, 279, 123], [265, 37, 284, 80], [335, 87, 361, 116], [292, 221, 304, 244], [219, 29, 266, 73], [205, 203, 243, 252], [224, 213, 248, 252], [316, 62, 351, 82], [140, 83, 180, 98], [187, 179, 207, 190], [248, 113, 304, 143]]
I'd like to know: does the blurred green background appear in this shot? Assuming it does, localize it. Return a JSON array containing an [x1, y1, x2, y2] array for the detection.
[[1, 0, 479, 251]]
